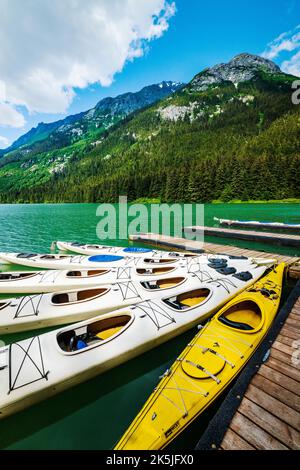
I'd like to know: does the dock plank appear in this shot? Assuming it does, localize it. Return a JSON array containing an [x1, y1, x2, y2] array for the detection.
[[252, 374, 300, 412], [280, 325, 300, 339], [230, 412, 288, 450], [245, 384, 300, 430], [289, 312, 300, 320], [291, 308, 300, 316], [266, 357, 300, 382], [238, 397, 300, 449], [272, 341, 296, 356], [221, 428, 255, 450], [257, 365, 300, 396], [270, 348, 300, 371], [277, 334, 297, 347], [285, 318, 300, 330]]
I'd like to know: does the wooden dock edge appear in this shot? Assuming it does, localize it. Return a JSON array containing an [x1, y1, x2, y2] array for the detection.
[[184, 226, 300, 248], [195, 277, 300, 450]]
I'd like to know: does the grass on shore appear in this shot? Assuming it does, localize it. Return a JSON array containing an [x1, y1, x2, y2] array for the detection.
[[211, 198, 300, 204], [132, 198, 300, 205]]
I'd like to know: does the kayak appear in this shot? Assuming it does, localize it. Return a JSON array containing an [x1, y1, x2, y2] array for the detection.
[[214, 217, 300, 231], [114, 263, 285, 450], [0, 266, 186, 294], [56, 241, 196, 258], [0, 263, 268, 419], [0, 258, 269, 333], [0, 252, 186, 270], [0, 251, 276, 271]]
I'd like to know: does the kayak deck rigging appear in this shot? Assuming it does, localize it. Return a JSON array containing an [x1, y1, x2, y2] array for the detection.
[[8, 337, 49, 395], [13, 294, 44, 319]]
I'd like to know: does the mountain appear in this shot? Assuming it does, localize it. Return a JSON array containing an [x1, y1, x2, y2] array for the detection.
[[189, 53, 281, 91], [0, 53, 299, 203], [1, 81, 183, 155]]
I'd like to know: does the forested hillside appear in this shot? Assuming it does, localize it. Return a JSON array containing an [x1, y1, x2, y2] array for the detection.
[[0, 53, 299, 203]]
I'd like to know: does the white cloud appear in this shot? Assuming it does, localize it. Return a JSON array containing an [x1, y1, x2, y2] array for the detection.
[[0, 0, 176, 126], [262, 25, 300, 76], [263, 35, 300, 60], [0, 136, 9, 148], [282, 50, 300, 76], [0, 103, 26, 128]]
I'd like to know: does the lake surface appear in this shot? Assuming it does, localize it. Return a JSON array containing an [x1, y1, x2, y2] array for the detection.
[[0, 202, 299, 255], [0, 203, 299, 450]]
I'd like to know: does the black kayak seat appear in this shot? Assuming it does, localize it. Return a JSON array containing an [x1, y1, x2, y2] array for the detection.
[[208, 258, 228, 265], [16, 253, 37, 259], [233, 271, 253, 282], [228, 255, 248, 260], [215, 267, 237, 275], [71, 242, 85, 247], [219, 316, 253, 331], [208, 261, 228, 269], [163, 298, 186, 310], [140, 281, 158, 290]]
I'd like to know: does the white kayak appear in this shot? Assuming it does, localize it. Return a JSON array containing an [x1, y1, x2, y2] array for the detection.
[[56, 240, 196, 258], [214, 217, 300, 231], [0, 263, 267, 418], [0, 252, 187, 270], [0, 257, 264, 333], [0, 266, 187, 294], [0, 251, 276, 272]]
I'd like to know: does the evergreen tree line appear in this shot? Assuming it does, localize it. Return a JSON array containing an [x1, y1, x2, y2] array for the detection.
[[0, 77, 299, 203]]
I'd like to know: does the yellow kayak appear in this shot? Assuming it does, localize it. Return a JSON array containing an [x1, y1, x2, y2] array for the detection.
[[115, 263, 285, 450]]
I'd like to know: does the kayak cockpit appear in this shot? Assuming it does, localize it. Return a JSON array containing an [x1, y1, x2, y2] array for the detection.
[[163, 288, 211, 310], [0, 272, 38, 281], [86, 245, 105, 250], [140, 277, 186, 291], [40, 255, 69, 260], [66, 269, 109, 277], [51, 287, 109, 305], [166, 252, 197, 258], [143, 258, 177, 264], [57, 314, 132, 353], [218, 300, 262, 331], [136, 267, 176, 276]]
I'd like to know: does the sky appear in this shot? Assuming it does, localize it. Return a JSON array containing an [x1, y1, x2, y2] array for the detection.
[[0, 0, 299, 149]]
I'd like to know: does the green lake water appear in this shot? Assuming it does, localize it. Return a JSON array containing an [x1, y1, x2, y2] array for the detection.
[[0, 202, 299, 450]]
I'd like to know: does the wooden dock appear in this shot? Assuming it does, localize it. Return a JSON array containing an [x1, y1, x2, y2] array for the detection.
[[184, 225, 300, 248], [196, 279, 300, 451], [129, 233, 300, 276]]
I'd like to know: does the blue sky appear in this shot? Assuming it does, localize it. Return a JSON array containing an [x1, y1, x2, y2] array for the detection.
[[0, 0, 299, 148]]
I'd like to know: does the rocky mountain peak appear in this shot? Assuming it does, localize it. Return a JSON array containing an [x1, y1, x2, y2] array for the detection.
[[190, 53, 282, 91], [229, 53, 281, 72], [93, 80, 184, 116]]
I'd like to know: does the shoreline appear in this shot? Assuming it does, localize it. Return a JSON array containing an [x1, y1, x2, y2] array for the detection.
[[211, 198, 300, 204]]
